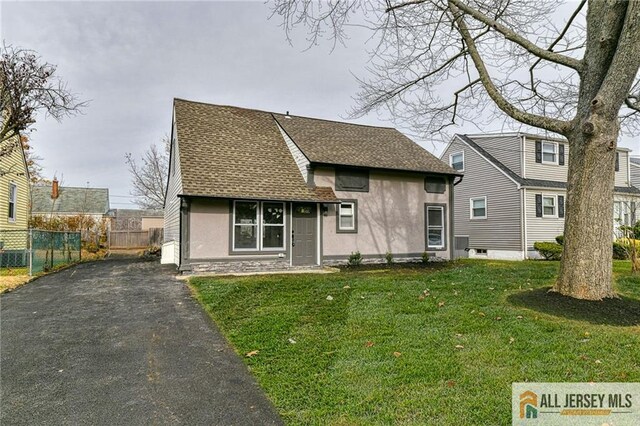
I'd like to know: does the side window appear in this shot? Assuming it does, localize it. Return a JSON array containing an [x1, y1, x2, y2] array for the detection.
[[426, 205, 445, 249], [425, 176, 447, 194], [8, 183, 17, 222], [337, 201, 357, 233], [470, 197, 487, 220], [335, 169, 369, 192], [450, 152, 464, 171]]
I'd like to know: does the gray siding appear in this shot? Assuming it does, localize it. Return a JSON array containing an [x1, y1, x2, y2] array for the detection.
[[524, 188, 565, 250], [467, 134, 522, 176], [523, 135, 568, 181], [164, 118, 183, 263], [441, 136, 522, 251], [276, 121, 310, 183], [630, 163, 640, 189]]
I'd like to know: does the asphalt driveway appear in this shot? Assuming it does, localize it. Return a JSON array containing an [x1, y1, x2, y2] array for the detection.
[[0, 258, 282, 425]]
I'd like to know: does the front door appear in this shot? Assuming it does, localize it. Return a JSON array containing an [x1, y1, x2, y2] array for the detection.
[[292, 203, 317, 266]]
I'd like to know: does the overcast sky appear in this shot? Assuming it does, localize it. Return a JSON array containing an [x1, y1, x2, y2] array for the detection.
[[2, 1, 638, 209]]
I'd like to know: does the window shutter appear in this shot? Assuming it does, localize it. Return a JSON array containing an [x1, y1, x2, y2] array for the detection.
[[535, 141, 542, 163], [559, 144, 565, 165], [615, 152, 620, 172], [535, 194, 543, 217], [558, 195, 565, 218]]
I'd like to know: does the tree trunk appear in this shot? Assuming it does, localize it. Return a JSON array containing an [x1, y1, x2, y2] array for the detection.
[[554, 115, 618, 300]]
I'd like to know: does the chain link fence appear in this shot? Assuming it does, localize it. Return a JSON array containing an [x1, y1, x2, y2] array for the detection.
[[0, 229, 81, 275]]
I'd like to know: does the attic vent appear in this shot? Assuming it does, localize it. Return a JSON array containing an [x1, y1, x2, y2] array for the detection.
[[285, 111, 291, 119]]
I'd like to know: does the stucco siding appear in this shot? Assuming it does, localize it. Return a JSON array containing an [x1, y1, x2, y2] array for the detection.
[[164, 119, 183, 264], [441, 137, 522, 251], [0, 137, 30, 231], [314, 167, 451, 259], [276, 122, 310, 183], [469, 134, 522, 176], [189, 199, 230, 259]]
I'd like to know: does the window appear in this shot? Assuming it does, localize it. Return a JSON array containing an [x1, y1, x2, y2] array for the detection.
[[542, 195, 556, 217], [232, 201, 286, 251], [426, 206, 445, 249], [337, 201, 357, 232], [470, 197, 487, 219], [475, 249, 487, 255], [542, 142, 557, 164], [450, 152, 464, 171], [425, 176, 447, 194], [8, 183, 17, 222], [335, 169, 369, 192]]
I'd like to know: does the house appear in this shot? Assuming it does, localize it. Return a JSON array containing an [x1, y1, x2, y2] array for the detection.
[[0, 136, 30, 232], [0, 135, 31, 266], [31, 180, 110, 222], [441, 133, 640, 260], [108, 208, 164, 231], [630, 156, 640, 189], [162, 99, 461, 272]]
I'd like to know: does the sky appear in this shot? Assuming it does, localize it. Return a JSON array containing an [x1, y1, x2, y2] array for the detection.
[[1, 1, 638, 209]]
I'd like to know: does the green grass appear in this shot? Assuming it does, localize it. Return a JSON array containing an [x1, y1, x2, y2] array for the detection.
[[189, 260, 640, 425]]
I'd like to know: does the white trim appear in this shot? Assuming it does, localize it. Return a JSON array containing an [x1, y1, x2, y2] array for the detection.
[[338, 202, 356, 231], [522, 188, 528, 258], [469, 196, 487, 220], [465, 132, 566, 143], [521, 135, 526, 179], [541, 141, 559, 165], [426, 205, 445, 249], [453, 135, 521, 188], [449, 151, 465, 172], [232, 200, 286, 252], [317, 203, 321, 265], [541, 194, 558, 218]]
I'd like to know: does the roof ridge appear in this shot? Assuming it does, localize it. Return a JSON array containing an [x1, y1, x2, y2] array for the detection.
[[174, 97, 396, 130]]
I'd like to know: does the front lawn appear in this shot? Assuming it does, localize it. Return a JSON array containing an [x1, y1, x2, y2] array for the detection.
[[190, 260, 640, 425]]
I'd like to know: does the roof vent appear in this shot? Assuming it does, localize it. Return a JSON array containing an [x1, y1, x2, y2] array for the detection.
[[285, 111, 291, 119]]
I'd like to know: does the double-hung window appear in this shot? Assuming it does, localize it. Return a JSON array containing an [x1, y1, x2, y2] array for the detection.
[[542, 195, 557, 217], [232, 201, 285, 251], [470, 197, 487, 219], [338, 201, 356, 232], [426, 206, 445, 249], [450, 152, 464, 171], [542, 142, 557, 164], [8, 183, 17, 222]]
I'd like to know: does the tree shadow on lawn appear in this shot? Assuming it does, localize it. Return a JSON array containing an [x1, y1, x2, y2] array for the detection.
[[508, 287, 640, 326]]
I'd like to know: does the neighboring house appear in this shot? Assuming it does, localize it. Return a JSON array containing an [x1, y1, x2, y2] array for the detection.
[[31, 180, 110, 223], [630, 156, 640, 189], [441, 133, 640, 260], [0, 136, 30, 232], [162, 99, 461, 272], [108, 208, 164, 231]]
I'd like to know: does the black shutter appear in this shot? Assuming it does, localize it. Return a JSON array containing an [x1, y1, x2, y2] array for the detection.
[[559, 144, 565, 165], [535, 194, 543, 217], [615, 152, 620, 172], [535, 141, 542, 163], [558, 195, 565, 218]]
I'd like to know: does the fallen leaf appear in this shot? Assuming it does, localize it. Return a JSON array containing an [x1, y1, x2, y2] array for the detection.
[[488, 287, 495, 290], [343, 285, 351, 289], [453, 290, 459, 296], [326, 295, 334, 301], [246, 350, 259, 357], [446, 380, 456, 387], [509, 337, 515, 344], [365, 341, 374, 348], [478, 312, 486, 317], [288, 338, 297, 344], [595, 359, 602, 364], [455, 333, 463, 338], [495, 316, 502, 321], [393, 351, 402, 358], [438, 301, 445, 307], [579, 338, 590, 343], [455, 344, 464, 349], [584, 332, 591, 337], [516, 315, 523, 319], [418, 294, 426, 301]]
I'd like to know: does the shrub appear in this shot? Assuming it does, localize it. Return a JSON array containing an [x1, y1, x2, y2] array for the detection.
[[613, 242, 629, 260], [533, 241, 563, 260], [348, 251, 363, 266], [385, 251, 394, 265], [421, 252, 431, 263], [555, 235, 564, 245]]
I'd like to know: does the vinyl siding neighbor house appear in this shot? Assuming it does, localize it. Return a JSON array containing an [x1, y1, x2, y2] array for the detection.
[[441, 133, 640, 260], [162, 99, 461, 272]]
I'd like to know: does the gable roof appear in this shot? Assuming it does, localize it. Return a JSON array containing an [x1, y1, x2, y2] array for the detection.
[[456, 134, 640, 195], [273, 113, 459, 175], [106, 208, 163, 218], [174, 99, 338, 202], [31, 185, 110, 215]]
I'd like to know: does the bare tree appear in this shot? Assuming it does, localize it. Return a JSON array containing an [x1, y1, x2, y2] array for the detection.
[[125, 137, 169, 210], [272, 0, 640, 300], [1, 43, 86, 157], [20, 135, 46, 183]]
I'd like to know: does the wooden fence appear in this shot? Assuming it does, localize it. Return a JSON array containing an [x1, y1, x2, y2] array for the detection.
[[109, 228, 163, 249]]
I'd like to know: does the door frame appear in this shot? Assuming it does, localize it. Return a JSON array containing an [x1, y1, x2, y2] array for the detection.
[[289, 202, 320, 266]]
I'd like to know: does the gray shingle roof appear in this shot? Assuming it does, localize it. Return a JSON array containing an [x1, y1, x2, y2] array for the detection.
[[273, 114, 459, 175], [458, 134, 640, 195], [31, 185, 110, 215]]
